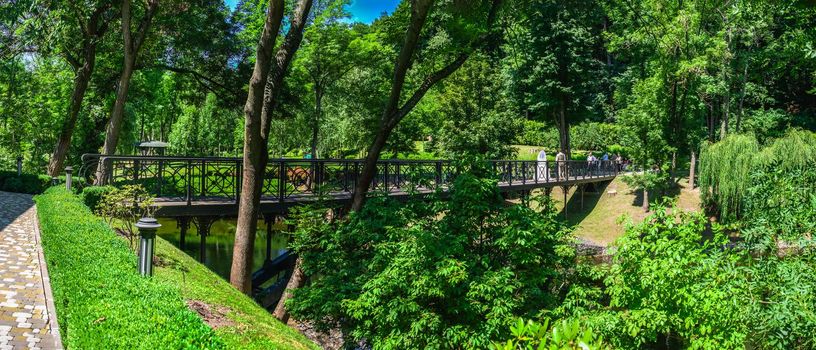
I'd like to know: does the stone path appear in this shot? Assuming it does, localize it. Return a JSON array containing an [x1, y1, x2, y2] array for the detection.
[[0, 192, 62, 350]]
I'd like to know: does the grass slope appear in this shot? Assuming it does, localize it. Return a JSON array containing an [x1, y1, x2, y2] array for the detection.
[[35, 187, 223, 349], [152, 238, 318, 350], [545, 176, 700, 245], [36, 187, 317, 350]]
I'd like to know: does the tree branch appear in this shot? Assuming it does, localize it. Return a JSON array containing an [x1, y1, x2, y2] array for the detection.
[[142, 63, 241, 103]]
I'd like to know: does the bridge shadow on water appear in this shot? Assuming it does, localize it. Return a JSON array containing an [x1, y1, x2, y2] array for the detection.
[[0, 191, 35, 234]]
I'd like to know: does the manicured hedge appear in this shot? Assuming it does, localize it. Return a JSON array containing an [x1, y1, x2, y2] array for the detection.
[[35, 188, 224, 349], [0, 171, 51, 194]]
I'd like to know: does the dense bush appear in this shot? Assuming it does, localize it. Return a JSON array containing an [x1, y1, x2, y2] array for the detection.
[[590, 208, 746, 349], [0, 171, 52, 194], [80, 185, 115, 211], [35, 188, 223, 349], [558, 205, 816, 349], [288, 166, 576, 349]]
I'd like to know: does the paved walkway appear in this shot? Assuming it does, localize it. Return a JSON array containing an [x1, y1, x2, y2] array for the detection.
[[0, 192, 61, 349]]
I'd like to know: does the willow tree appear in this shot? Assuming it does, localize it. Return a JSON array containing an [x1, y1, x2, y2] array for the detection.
[[698, 134, 758, 222], [230, 0, 313, 295]]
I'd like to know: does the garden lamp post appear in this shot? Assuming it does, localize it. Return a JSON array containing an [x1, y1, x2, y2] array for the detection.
[[136, 218, 161, 276], [16, 156, 22, 176], [65, 166, 73, 191]]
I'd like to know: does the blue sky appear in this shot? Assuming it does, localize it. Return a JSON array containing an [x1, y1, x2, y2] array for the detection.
[[224, 0, 400, 23]]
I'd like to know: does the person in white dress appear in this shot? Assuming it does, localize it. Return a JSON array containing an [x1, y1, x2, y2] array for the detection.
[[536, 150, 548, 181]]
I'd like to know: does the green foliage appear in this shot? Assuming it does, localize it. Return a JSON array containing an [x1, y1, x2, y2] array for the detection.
[[432, 54, 522, 159], [80, 185, 115, 211], [698, 134, 760, 221], [492, 318, 609, 350], [741, 166, 816, 248], [557, 204, 816, 349], [621, 168, 669, 193], [288, 168, 576, 349], [596, 207, 746, 349], [0, 171, 52, 194], [34, 188, 223, 349], [700, 131, 816, 224], [96, 185, 156, 248], [168, 93, 240, 156]]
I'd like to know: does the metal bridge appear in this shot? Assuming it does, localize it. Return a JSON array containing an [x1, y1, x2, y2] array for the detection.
[[80, 154, 618, 217], [79, 153, 618, 307]]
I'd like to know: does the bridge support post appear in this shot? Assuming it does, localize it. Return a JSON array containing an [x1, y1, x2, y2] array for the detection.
[[193, 217, 217, 263], [177, 217, 190, 251], [562, 185, 570, 220], [263, 214, 277, 261], [580, 184, 585, 210]]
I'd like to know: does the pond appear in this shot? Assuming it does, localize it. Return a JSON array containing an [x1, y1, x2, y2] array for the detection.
[[156, 218, 290, 281]]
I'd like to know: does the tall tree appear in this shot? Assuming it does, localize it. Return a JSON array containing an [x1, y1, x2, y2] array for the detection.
[[95, 0, 159, 183], [45, 0, 116, 176], [348, 0, 503, 212], [96, 0, 159, 181], [298, 0, 354, 158], [506, 0, 605, 158], [230, 0, 313, 295]]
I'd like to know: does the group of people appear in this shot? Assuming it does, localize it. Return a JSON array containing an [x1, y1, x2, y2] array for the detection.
[[586, 152, 627, 171], [536, 149, 628, 181]]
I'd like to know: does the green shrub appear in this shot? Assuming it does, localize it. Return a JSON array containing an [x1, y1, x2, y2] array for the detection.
[[81, 186, 116, 212], [0, 171, 52, 194], [492, 318, 609, 350], [35, 188, 224, 349], [288, 165, 576, 349]]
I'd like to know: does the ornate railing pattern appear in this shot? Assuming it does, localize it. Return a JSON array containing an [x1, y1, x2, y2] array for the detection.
[[80, 154, 618, 205]]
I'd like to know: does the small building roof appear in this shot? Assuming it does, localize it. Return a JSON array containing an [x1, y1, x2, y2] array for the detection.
[[136, 141, 170, 148]]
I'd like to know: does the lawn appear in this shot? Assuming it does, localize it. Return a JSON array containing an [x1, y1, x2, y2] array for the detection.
[[534, 175, 701, 245], [35, 187, 223, 349], [35, 187, 317, 350]]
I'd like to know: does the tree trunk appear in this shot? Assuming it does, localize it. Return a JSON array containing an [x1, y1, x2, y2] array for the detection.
[[48, 63, 95, 177], [348, 0, 435, 212], [557, 101, 570, 158], [670, 151, 676, 184], [642, 189, 649, 212], [735, 60, 748, 133], [347, 0, 502, 212], [230, 0, 286, 294], [273, 256, 304, 323], [310, 88, 322, 159], [232, 0, 312, 296], [689, 150, 696, 189], [95, 64, 134, 182], [48, 3, 112, 177], [95, 0, 159, 184], [719, 25, 732, 141]]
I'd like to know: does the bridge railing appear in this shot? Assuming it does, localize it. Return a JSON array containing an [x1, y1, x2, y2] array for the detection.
[[80, 154, 617, 204]]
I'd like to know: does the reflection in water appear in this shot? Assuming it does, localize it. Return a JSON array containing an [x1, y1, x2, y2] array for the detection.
[[157, 218, 289, 281]]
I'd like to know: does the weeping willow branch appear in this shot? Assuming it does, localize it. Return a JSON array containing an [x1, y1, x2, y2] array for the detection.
[[699, 130, 816, 222]]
